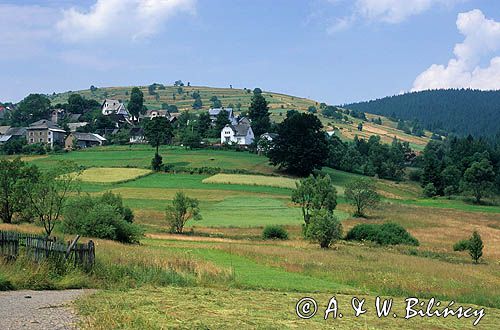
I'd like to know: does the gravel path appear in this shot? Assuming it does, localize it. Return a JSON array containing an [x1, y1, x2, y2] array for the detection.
[[0, 289, 95, 330]]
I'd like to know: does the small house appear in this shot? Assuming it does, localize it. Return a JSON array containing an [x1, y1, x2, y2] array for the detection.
[[220, 118, 254, 145], [65, 132, 106, 149], [129, 127, 146, 144]]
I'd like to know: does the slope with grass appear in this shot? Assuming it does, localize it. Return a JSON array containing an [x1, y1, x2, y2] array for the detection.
[[48, 85, 433, 149]]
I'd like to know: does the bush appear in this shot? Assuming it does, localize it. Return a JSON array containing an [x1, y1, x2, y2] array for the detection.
[[345, 223, 419, 246], [151, 153, 163, 171], [262, 225, 289, 240], [423, 183, 437, 197], [453, 239, 470, 251], [63, 193, 142, 243], [306, 210, 342, 248]]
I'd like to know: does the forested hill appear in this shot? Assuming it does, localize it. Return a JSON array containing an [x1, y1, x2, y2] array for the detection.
[[343, 89, 500, 138]]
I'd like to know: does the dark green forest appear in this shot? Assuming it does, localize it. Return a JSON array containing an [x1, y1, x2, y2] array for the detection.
[[343, 89, 500, 138]]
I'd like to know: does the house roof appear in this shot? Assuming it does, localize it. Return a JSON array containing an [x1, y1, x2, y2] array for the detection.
[[225, 122, 252, 137], [0, 126, 10, 135], [0, 135, 12, 142], [144, 109, 170, 117], [209, 108, 234, 117], [261, 132, 278, 139], [27, 119, 62, 130], [67, 113, 82, 122], [5, 127, 26, 136], [102, 99, 124, 111], [72, 132, 106, 142]]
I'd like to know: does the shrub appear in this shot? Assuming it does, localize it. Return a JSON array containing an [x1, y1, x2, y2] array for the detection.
[[262, 225, 289, 240], [423, 183, 437, 197], [453, 239, 470, 251], [306, 210, 342, 248], [346, 223, 419, 246], [151, 153, 163, 171], [63, 193, 142, 243]]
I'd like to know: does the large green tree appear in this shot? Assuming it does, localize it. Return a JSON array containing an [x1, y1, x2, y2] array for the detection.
[[345, 178, 380, 217], [165, 192, 201, 233], [22, 162, 80, 237], [128, 87, 144, 120], [0, 159, 36, 223], [144, 117, 174, 170], [462, 158, 495, 203], [268, 112, 328, 176], [292, 174, 337, 227], [11, 94, 51, 125], [248, 88, 270, 136]]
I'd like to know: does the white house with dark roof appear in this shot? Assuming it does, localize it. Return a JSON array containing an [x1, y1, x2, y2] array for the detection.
[[220, 118, 254, 145]]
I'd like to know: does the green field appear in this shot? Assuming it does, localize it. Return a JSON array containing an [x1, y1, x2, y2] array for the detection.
[[2, 146, 500, 329]]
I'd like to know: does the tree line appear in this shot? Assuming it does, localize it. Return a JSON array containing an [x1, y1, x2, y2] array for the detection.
[[344, 89, 500, 138], [417, 135, 500, 203]]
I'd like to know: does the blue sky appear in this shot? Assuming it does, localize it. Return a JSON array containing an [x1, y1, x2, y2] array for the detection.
[[1, 0, 499, 104]]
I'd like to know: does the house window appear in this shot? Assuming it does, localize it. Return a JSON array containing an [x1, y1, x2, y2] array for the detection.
[[48, 138, 51, 142], [30, 138, 34, 143], [39, 132, 43, 136], [48, 131, 52, 135], [29, 132, 33, 136], [39, 138, 43, 142]]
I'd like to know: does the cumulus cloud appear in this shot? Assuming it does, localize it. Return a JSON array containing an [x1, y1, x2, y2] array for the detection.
[[412, 9, 500, 91], [56, 0, 196, 42], [326, 0, 461, 34]]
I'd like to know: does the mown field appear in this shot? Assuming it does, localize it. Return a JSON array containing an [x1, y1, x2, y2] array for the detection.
[[2, 146, 499, 329]]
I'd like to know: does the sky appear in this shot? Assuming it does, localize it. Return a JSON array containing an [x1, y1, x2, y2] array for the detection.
[[0, 0, 499, 104]]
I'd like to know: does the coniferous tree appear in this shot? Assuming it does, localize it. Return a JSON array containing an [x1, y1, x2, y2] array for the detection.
[[248, 88, 270, 136], [128, 87, 144, 120]]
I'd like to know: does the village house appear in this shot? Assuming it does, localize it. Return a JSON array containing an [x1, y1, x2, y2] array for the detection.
[[129, 127, 146, 144], [101, 99, 129, 116], [209, 108, 237, 125], [65, 132, 106, 149], [26, 120, 66, 148], [220, 118, 254, 145], [140, 110, 177, 124], [0, 126, 27, 144]]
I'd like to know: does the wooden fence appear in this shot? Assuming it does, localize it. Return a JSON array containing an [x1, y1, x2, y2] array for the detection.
[[0, 231, 95, 269]]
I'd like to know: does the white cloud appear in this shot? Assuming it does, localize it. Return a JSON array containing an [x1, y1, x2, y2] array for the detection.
[[327, 0, 461, 34], [412, 9, 500, 91], [56, 0, 196, 42]]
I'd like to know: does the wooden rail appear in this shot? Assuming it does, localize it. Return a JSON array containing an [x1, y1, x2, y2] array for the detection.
[[0, 231, 95, 269]]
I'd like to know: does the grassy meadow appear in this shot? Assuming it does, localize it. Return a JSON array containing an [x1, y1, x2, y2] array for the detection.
[[1, 145, 500, 329]]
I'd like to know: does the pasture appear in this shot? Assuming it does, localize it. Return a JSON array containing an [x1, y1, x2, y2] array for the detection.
[[2, 146, 499, 329]]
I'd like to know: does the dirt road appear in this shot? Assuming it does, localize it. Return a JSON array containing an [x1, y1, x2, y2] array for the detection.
[[0, 289, 94, 330]]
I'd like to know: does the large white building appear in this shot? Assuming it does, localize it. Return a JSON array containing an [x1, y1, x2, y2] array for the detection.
[[220, 118, 254, 145]]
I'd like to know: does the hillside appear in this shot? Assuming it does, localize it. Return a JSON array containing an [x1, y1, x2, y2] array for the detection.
[[343, 89, 500, 138], [49, 85, 318, 113], [48, 85, 432, 149]]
